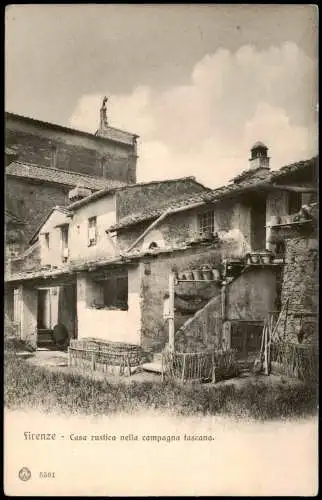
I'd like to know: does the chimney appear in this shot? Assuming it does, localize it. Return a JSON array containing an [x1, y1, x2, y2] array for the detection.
[[68, 185, 92, 204], [249, 142, 270, 170]]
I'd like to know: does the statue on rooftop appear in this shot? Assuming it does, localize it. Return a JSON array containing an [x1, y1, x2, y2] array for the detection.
[[100, 96, 109, 129]]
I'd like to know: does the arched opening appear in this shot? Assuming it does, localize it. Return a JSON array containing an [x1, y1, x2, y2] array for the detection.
[[148, 242, 158, 250]]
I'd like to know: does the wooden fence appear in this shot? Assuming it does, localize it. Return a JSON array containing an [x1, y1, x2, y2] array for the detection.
[[270, 342, 318, 382], [161, 349, 237, 384], [68, 338, 146, 376]]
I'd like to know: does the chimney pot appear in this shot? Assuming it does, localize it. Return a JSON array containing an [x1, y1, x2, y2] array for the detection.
[[249, 141, 270, 170]]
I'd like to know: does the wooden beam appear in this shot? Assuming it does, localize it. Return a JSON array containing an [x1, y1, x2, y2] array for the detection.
[[271, 184, 316, 193]]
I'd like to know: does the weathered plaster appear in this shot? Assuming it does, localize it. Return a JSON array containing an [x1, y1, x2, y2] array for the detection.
[[76, 266, 142, 344]]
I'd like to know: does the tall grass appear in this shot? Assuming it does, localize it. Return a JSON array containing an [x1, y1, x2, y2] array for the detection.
[[4, 353, 318, 420]]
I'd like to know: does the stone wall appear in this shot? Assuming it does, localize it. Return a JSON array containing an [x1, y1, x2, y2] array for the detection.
[[175, 295, 222, 353], [139, 245, 223, 352], [116, 179, 207, 219], [9, 242, 41, 276], [6, 117, 137, 184], [276, 234, 318, 344], [117, 204, 252, 257], [6, 177, 69, 245], [225, 267, 278, 321], [175, 266, 278, 354], [20, 285, 38, 348]]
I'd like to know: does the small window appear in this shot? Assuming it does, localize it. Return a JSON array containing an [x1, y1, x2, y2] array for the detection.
[[148, 242, 158, 249], [97, 157, 108, 178], [60, 225, 69, 262], [91, 274, 128, 310], [45, 233, 50, 249], [103, 275, 128, 309], [198, 210, 215, 236], [88, 216, 97, 246]]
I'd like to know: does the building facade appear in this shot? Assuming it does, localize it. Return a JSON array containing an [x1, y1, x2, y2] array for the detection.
[[5, 106, 139, 253], [5, 144, 318, 358]]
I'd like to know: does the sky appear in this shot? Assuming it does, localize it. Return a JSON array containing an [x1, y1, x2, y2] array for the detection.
[[5, 5, 318, 188]]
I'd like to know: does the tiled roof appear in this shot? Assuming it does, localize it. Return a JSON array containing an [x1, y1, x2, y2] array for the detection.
[[231, 166, 271, 184], [6, 161, 127, 191], [68, 176, 210, 210], [270, 156, 317, 180], [107, 156, 318, 232], [5, 147, 18, 156], [205, 156, 318, 203], [107, 191, 210, 231]]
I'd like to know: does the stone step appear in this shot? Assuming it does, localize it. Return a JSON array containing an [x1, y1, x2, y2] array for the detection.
[[141, 362, 163, 374], [152, 352, 163, 363]]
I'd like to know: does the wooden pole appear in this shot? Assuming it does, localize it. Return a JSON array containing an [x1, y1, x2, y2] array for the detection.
[[182, 353, 186, 384], [264, 323, 269, 375], [161, 352, 164, 382], [221, 283, 226, 321], [271, 298, 289, 342], [168, 272, 175, 352], [283, 298, 289, 339]]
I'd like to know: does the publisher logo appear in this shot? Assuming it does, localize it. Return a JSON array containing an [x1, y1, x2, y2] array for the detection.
[[19, 467, 31, 481]]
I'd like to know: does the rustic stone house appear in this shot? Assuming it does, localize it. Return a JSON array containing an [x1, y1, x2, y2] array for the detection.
[[5, 144, 318, 360], [4, 177, 210, 349]]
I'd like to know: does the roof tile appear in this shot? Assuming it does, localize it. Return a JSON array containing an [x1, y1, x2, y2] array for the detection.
[[107, 156, 317, 232], [6, 161, 127, 191]]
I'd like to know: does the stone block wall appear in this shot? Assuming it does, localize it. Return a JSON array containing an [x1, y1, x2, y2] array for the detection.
[[6, 177, 69, 245], [116, 178, 207, 220], [276, 235, 318, 344], [6, 118, 137, 184], [9, 242, 41, 276]]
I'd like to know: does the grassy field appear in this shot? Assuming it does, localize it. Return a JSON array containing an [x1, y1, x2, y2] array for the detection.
[[4, 351, 318, 420]]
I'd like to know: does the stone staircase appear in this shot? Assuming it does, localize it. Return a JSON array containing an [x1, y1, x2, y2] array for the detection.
[[37, 329, 55, 348], [141, 351, 163, 374]]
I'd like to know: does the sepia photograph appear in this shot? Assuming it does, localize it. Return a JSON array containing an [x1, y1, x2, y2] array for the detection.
[[4, 4, 318, 496]]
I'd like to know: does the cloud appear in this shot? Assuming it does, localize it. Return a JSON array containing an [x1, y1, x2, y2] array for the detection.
[[69, 42, 317, 188]]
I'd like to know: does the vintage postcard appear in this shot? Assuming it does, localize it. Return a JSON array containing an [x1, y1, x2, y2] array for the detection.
[[4, 4, 318, 496]]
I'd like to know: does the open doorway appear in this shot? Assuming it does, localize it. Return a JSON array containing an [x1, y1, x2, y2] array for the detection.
[[37, 284, 77, 348], [250, 195, 267, 251], [37, 289, 51, 329]]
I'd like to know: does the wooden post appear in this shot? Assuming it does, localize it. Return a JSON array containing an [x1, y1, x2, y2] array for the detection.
[[212, 354, 216, 384], [283, 298, 289, 339], [181, 353, 186, 384], [221, 283, 226, 321], [168, 272, 175, 352], [264, 324, 269, 375]]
